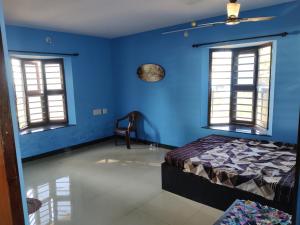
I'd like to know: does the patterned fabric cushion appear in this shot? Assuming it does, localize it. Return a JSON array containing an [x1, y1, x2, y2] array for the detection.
[[214, 200, 292, 225]]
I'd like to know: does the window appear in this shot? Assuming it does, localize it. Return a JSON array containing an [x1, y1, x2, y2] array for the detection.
[[209, 44, 272, 130], [11, 57, 68, 130]]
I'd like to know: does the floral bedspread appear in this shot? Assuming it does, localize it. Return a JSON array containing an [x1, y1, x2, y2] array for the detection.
[[214, 200, 291, 225]]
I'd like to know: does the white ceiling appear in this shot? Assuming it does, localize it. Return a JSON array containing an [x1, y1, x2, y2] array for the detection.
[[4, 0, 295, 38]]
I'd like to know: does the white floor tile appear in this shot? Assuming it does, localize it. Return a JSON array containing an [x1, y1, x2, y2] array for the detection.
[[23, 141, 222, 225], [185, 207, 223, 225], [112, 209, 169, 225]]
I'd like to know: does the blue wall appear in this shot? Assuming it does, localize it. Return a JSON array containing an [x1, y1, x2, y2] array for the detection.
[[6, 2, 300, 159], [112, 2, 300, 146], [6, 26, 115, 158]]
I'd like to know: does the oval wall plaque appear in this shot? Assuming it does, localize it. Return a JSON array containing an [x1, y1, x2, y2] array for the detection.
[[137, 64, 165, 82]]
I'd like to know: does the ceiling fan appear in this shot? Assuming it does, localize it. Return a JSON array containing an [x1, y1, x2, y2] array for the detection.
[[162, 0, 275, 35]]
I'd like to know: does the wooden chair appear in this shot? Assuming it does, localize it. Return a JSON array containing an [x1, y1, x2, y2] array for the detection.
[[114, 111, 140, 149]]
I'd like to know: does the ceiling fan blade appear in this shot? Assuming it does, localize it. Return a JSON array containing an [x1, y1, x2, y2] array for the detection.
[[239, 16, 275, 22], [162, 26, 205, 35], [198, 21, 226, 27], [162, 21, 225, 35]]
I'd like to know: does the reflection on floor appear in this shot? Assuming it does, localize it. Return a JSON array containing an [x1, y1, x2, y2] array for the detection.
[[26, 176, 71, 224], [23, 141, 223, 225]]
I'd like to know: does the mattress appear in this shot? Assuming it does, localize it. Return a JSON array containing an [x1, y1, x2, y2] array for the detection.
[[165, 135, 296, 204]]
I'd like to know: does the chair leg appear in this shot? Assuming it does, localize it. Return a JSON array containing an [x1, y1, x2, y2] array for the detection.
[[125, 132, 131, 149]]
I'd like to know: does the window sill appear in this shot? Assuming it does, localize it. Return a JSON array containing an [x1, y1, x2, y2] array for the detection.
[[202, 125, 271, 136], [20, 124, 75, 135]]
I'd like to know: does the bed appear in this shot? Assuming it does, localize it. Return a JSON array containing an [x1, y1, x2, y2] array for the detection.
[[161, 135, 296, 213]]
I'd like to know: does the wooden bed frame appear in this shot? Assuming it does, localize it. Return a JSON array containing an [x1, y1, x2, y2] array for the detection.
[[161, 162, 293, 214]]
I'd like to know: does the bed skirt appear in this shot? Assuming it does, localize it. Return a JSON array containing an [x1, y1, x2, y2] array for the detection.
[[161, 162, 293, 214]]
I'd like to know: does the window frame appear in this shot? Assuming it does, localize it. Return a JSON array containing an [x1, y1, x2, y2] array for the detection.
[[256, 43, 273, 130], [208, 43, 272, 130], [230, 47, 258, 126], [12, 57, 68, 131]]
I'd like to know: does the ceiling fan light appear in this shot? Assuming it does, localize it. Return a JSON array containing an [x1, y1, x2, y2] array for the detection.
[[227, 2, 240, 18], [226, 20, 240, 26]]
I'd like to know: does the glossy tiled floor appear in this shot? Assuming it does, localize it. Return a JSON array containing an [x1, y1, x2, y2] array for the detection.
[[23, 141, 223, 225]]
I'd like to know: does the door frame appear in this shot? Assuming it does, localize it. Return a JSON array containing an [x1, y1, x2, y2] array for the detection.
[[0, 30, 25, 225], [292, 112, 300, 225]]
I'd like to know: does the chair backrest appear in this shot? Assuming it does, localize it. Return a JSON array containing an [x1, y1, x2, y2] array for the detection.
[[128, 111, 140, 130]]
